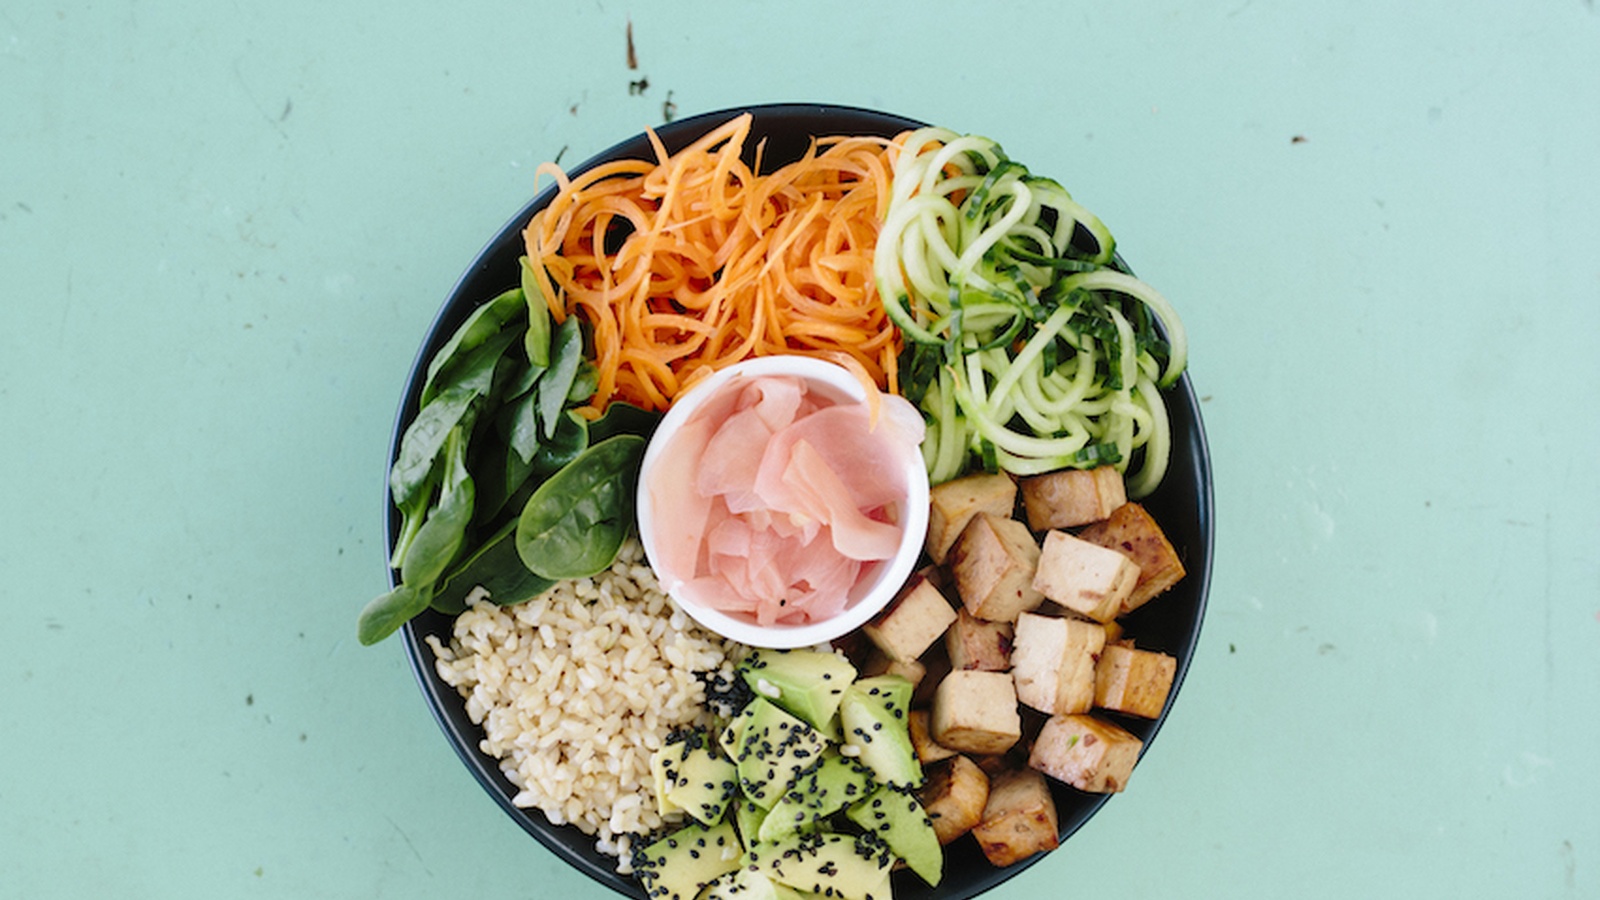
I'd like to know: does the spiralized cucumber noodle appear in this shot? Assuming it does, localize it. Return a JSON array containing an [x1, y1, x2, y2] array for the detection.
[[874, 127, 1188, 497]]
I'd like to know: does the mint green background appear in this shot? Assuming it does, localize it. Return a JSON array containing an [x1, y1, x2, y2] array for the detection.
[[4, 2, 1597, 897]]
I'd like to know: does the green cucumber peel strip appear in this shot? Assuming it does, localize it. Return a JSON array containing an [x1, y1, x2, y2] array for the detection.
[[876, 129, 1188, 494]]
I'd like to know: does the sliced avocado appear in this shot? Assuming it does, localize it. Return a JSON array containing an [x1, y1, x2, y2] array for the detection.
[[719, 702, 756, 760], [650, 740, 684, 818], [733, 794, 770, 850], [664, 733, 739, 827], [745, 832, 895, 900], [632, 817, 742, 900], [839, 675, 921, 789], [739, 648, 857, 741], [699, 867, 810, 900], [846, 784, 943, 887], [735, 698, 829, 808], [757, 752, 877, 843]]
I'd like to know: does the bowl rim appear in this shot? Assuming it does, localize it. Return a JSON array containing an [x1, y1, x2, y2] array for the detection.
[[390, 101, 1213, 900]]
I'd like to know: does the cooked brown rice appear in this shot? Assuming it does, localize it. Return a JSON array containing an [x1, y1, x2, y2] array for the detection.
[[425, 538, 740, 863]]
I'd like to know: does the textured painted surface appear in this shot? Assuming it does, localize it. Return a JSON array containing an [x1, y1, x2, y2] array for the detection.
[[3, 2, 1597, 897]]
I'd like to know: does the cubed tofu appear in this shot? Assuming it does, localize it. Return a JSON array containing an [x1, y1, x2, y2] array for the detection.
[[969, 753, 1017, 778], [1029, 714, 1142, 793], [1030, 529, 1140, 623], [1075, 502, 1186, 615], [927, 472, 1017, 565], [918, 755, 990, 845], [861, 648, 928, 688], [862, 575, 958, 663], [1019, 465, 1127, 531], [930, 670, 1022, 755], [970, 768, 1060, 867], [1010, 612, 1107, 716], [949, 514, 1044, 623], [1094, 644, 1177, 719], [1101, 618, 1125, 645], [908, 709, 958, 764], [945, 610, 1015, 672]]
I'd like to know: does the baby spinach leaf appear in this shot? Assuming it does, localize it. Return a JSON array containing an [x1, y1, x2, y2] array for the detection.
[[393, 327, 522, 505], [503, 388, 544, 465], [566, 360, 599, 404], [468, 433, 537, 529], [436, 325, 521, 401], [390, 386, 476, 506], [530, 409, 589, 478], [357, 583, 431, 646], [537, 316, 583, 439], [515, 434, 645, 581], [500, 356, 546, 404], [388, 467, 438, 569], [432, 519, 557, 614], [520, 256, 552, 368], [421, 287, 526, 406], [587, 401, 660, 444], [400, 427, 475, 587]]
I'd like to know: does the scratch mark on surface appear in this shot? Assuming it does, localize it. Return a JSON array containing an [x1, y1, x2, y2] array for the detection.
[[625, 18, 637, 68], [231, 59, 288, 138], [1501, 751, 1553, 788], [385, 815, 433, 875]]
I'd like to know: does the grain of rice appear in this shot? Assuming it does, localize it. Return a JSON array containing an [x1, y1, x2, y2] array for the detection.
[[425, 538, 739, 859]]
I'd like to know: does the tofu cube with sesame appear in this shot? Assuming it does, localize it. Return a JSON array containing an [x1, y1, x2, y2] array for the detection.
[[949, 514, 1044, 624], [1029, 714, 1143, 793], [862, 575, 957, 663], [1010, 612, 1107, 716], [1019, 465, 1127, 531], [908, 709, 958, 764], [1030, 529, 1140, 623], [917, 755, 990, 845], [930, 670, 1022, 755], [1075, 502, 1186, 615], [926, 472, 1017, 565], [970, 768, 1060, 867], [1094, 644, 1177, 719], [945, 609, 1015, 672]]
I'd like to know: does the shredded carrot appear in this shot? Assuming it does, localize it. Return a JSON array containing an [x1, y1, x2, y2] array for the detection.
[[522, 113, 902, 414]]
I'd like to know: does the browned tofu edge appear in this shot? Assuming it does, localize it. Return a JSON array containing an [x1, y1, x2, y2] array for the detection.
[[971, 768, 1060, 867], [918, 755, 991, 845]]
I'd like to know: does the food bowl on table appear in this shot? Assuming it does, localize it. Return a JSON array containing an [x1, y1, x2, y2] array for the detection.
[[390, 103, 1214, 900]]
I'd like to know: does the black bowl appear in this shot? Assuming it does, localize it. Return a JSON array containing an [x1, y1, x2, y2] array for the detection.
[[392, 103, 1213, 900]]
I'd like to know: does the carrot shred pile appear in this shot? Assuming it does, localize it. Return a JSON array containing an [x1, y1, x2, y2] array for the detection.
[[522, 113, 901, 414]]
